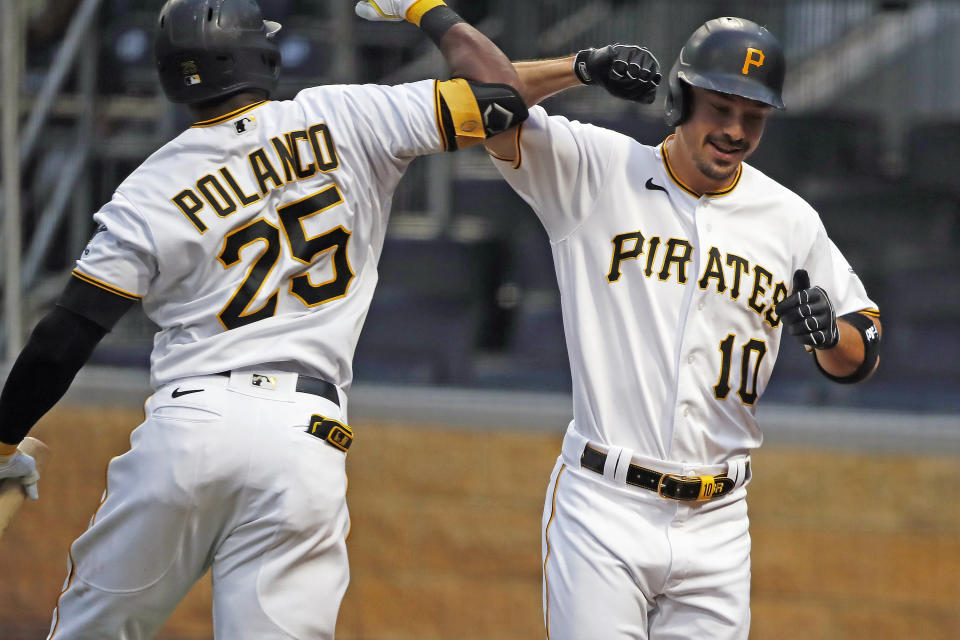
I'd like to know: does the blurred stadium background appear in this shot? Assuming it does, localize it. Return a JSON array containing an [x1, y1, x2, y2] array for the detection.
[[1, 0, 958, 638]]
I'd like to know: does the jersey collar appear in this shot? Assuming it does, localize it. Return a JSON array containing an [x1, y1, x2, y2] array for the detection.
[[191, 100, 269, 128], [660, 135, 742, 199]]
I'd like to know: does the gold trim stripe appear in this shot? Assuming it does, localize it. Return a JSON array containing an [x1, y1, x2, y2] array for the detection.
[[50, 452, 114, 638], [485, 126, 523, 169], [72, 270, 142, 301], [433, 80, 448, 151], [543, 464, 565, 640], [513, 122, 525, 170], [858, 309, 881, 318], [47, 548, 75, 638], [661, 135, 742, 198], [191, 100, 268, 128]]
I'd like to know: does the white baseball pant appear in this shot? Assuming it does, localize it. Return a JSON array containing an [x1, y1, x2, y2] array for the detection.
[[47, 370, 350, 639], [541, 433, 752, 640]]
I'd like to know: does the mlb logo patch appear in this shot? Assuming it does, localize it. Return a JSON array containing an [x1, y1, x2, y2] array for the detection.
[[235, 116, 257, 134], [251, 373, 277, 390], [179, 60, 202, 86]]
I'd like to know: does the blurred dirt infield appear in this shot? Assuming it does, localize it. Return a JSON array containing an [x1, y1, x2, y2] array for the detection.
[[1, 405, 957, 639]]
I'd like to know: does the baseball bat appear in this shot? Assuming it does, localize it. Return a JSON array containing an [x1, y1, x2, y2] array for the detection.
[[0, 437, 52, 539]]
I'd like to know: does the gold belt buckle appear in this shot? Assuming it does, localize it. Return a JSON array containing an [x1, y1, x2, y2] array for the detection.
[[657, 473, 719, 501], [657, 473, 683, 500]]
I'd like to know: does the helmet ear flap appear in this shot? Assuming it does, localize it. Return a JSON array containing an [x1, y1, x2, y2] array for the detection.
[[663, 60, 689, 127]]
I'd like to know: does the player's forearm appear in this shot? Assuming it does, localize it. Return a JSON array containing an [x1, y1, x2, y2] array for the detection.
[[437, 23, 522, 89], [0, 307, 107, 445], [814, 317, 882, 378], [512, 56, 582, 106]]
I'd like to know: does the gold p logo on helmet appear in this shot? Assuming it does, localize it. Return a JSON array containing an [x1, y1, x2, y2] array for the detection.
[[742, 48, 765, 75]]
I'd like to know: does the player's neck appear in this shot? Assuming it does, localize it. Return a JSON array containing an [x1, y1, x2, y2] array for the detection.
[[663, 134, 738, 197], [188, 91, 269, 124]]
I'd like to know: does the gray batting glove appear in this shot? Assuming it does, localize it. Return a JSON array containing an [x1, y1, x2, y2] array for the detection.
[[355, 0, 422, 22], [0, 449, 40, 500]]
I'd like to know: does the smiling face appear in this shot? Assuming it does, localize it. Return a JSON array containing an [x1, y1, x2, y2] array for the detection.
[[669, 86, 772, 194]]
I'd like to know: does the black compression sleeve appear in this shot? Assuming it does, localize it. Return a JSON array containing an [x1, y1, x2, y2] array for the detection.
[[59, 274, 136, 330], [0, 306, 109, 444]]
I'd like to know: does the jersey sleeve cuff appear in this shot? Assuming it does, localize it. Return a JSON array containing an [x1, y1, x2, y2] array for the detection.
[[485, 124, 524, 169], [59, 272, 138, 330]]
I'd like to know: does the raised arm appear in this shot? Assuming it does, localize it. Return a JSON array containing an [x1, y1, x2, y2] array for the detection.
[[513, 56, 583, 106], [486, 45, 661, 160], [356, 0, 527, 149]]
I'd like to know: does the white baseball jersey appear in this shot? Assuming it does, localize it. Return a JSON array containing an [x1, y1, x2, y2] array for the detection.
[[75, 80, 446, 390], [494, 106, 878, 465]]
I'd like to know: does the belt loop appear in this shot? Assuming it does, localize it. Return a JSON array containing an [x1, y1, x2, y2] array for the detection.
[[603, 446, 624, 482], [613, 447, 634, 485], [727, 457, 749, 490], [561, 423, 588, 469]]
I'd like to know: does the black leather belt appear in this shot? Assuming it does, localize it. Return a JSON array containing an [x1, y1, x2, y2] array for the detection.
[[219, 372, 339, 408], [295, 375, 340, 407], [580, 445, 744, 501]]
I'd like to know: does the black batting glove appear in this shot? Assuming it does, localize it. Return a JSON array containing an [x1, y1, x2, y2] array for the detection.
[[573, 44, 661, 104], [775, 269, 839, 350]]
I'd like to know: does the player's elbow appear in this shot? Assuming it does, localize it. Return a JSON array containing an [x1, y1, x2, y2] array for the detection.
[[438, 80, 528, 151]]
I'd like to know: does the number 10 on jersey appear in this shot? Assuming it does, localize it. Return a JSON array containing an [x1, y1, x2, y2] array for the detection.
[[714, 334, 767, 406]]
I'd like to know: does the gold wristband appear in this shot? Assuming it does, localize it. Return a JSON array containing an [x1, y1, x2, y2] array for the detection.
[[405, 0, 446, 26], [0, 442, 19, 457]]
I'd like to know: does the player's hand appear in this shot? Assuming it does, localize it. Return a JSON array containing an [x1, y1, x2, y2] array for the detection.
[[355, 0, 422, 22], [574, 44, 662, 104], [0, 448, 40, 500], [775, 269, 839, 350]]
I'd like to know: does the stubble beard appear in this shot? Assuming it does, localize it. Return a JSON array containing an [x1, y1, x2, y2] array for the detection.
[[694, 153, 739, 182]]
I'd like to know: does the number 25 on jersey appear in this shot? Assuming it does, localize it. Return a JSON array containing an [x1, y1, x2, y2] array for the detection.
[[217, 184, 353, 330]]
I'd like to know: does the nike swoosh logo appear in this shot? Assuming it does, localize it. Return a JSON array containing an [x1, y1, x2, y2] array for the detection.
[[645, 178, 667, 193], [172, 388, 204, 398]]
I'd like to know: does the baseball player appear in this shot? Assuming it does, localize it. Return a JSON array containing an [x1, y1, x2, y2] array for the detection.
[[0, 0, 527, 637], [486, 18, 882, 639]]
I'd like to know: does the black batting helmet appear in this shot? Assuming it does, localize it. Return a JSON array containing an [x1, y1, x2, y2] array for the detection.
[[155, 0, 282, 104], [664, 17, 785, 127]]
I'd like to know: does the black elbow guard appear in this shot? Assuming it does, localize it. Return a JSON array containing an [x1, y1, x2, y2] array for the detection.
[[436, 79, 528, 150], [470, 81, 529, 136], [814, 312, 881, 384]]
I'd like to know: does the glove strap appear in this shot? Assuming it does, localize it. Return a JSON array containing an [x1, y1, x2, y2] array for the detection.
[[573, 49, 595, 85]]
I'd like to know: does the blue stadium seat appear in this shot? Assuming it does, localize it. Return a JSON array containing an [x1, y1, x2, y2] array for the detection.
[[861, 260, 960, 411], [747, 112, 882, 192], [353, 237, 503, 385], [905, 120, 960, 196], [807, 184, 960, 282]]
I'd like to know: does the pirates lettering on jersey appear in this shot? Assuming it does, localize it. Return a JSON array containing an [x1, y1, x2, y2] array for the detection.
[[608, 231, 788, 327], [171, 122, 341, 232]]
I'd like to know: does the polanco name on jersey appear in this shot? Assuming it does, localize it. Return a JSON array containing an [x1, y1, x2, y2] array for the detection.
[[170, 121, 340, 233]]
